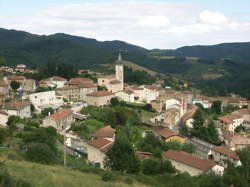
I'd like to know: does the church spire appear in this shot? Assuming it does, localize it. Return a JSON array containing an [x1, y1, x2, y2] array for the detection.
[[115, 51, 123, 65]]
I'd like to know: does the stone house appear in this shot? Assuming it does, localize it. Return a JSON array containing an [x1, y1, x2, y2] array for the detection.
[[56, 82, 97, 102], [67, 77, 93, 86], [162, 149, 224, 176], [42, 109, 73, 131], [91, 125, 116, 142], [3, 100, 31, 118], [208, 146, 242, 167], [223, 134, 250, 151], [153, 126, 185, 144], [21, 79, 36, 93], [219, 114, 244, 133], [85, 91, 114, 107], [83, 138, 113, 168]]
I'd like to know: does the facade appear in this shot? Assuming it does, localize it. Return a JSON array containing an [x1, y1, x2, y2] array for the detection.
[[223, 135, 250, 151], [0, 110, 8, 127], [138, 85, 159, 103], [0, 81, 9, 96], [219, 114, 244, 133], [162, 150, 224, 176], [151, 99, 164, 113], [28, 91, 63, 111], [21, 79, 36, 93], [91, 125, 116, 142], [56, 83, 97, 102], [208, 146, 241, 167], [153, 126, 185, 144], [97, 53, 124, 93], [42, 109, 73, 131], [4, 100, 31, 118], [0, 94, 6, 108], [192, 98, 212, 109], [115, 90, 135, 103], [83, 138, 113, 168], [85, 91, 114, 107], [39, 76, 67, 88]]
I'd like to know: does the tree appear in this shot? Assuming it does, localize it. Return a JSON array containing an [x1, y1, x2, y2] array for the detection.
[[41, 107, 54, 116], [142, 159, 175, 175], [190, 109, 206, 138], [211, 101, 222, 114], [0, 128, 8, 145], [104, 131, 140, 173], [10, 81, 20, 92], [205, 120, 220, 145], [237, 146, 250, 181], [7, 116, 22, 130], [110, 97, 120, 106]]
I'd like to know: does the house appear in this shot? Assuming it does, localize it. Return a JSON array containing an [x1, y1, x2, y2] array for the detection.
[[15, 64, 26, 72], [187, 137, 214, 160], [97, 53, 124, 93], [192, 97, 212, 109], [165, 98, 187, 117], [115, 90, 134, 103], [91, 125, 116, 141], [39, 76, 67, 88], [3, 100, 31, 118], [42, 109, 74, 131], [219, 114, 244, 133], [56, 83, 97, 102], [208, 146, 241, 167], [232, 108, 250, 124], [223, 134, 250, 151], [135, 151, 153, 160], [28, 91, 63, 112], [0, 81, 9, 97], [83, 138, 113, 168], [85, 91, 114, 107], [181, 106, 198, 128], [153, 126, 185, 144], [127, 86, 144, 103], [67, 77, 93, 86], [151, 99, 164, 113], [0, 110, 8, 127], [138, 85, 159, 103], [4, 75, 26, 84], [162, 149, 224, 176], [21, 79, 36, 93]]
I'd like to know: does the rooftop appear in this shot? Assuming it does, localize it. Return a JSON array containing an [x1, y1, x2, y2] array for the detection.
[[87, 91, 113, 97], [91, 125, 115, 138], [154, 126, 183, 139], [212, 146, 239, 160], [85, 138, 113, 153], [49, 109, 73, 121], [4, 100, 30, 110], [219, 114, 242, 124], [162, 149, 216, 171]]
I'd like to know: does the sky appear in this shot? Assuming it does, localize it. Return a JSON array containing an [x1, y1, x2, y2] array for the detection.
[[0, 0, 250, 49]]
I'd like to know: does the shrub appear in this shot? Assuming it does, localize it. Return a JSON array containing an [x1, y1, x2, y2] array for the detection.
[[101, 172, 115, 182]]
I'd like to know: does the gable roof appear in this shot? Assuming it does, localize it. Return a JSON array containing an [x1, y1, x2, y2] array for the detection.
[[91, 125, 115, 138], [154, 126, 183, 140], [49, 109, 73, 121], [212, 146, 239, 160], [68, 77, 93, 85], [162, 149, 216, 171], [4, 100, 30, 110], [135, 151, 153, 160], [219, 114, 242, 124], [87, 91, 113, 97], [49, 76, 67, 81], [85, 138, 113, 153]]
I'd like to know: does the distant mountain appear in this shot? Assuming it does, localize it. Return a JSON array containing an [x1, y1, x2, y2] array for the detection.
[[151, 42, 250, 63]]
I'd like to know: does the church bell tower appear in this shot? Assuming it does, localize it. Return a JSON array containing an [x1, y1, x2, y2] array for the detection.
[[115, 52, 124, 85]]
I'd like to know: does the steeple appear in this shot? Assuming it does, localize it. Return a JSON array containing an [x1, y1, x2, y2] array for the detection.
[[115, 51, 123, 65]]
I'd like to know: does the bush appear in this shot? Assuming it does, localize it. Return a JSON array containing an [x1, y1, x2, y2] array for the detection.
[[26, 143, 56, 164], [101, 172, 115, 182], [142, 159, 175, 175]]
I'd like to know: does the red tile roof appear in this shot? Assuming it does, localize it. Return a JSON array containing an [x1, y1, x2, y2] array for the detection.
[[162, 149, 216, 171], [91, 125, 115, 138], [49, 109, 73, 121], [212, 146, 239, 160], [87, 91, 113, 97], [50, 76, 67, 81], [68, 77, 93, 85], [143, 85, 157, 90], [5, 100, 30, 110], [135, 151, 153, 160], [85, 138, 113, 153], [154, 126, 183, 140], [6, 75, 25, 81], [219, 114, 242, 124]]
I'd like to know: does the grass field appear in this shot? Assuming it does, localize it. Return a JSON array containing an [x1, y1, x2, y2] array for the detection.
[[3, 159, 146, 187], [123, 61, 158, 76]]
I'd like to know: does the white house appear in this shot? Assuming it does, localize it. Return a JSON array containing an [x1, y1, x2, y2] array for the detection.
[[219, 114, 244, 133], [4, 100, 31, 118], [162, 149, 224, 176], [192, 98, 212, 109], [0, 110, 8, 127], [28, 91, 63, 112], [39, 76, 67, 88], [139, 85, 159, 103], [115, 90, 135, 103]]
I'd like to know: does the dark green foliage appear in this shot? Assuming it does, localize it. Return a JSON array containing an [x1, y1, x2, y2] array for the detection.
[[104, 131, 140, 173], [124, 67, 156, 85], [26, 143, 56, 164], [110, 97, 120, 106], [0, 128, 9, 144], [211, 101, 222, 114], [234, 124, 245, 133], [142, 159, 175, 175], [41, 107, 54, 116], [10, 81, 20, 91], [101, 172, 115, 182], [7, 116, 22, 130]]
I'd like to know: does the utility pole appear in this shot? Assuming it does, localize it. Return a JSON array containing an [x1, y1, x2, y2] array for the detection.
[[64, 132, 67, 168]]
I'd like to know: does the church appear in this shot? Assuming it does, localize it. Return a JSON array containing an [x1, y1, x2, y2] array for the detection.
[[97, 53, 124, 93]]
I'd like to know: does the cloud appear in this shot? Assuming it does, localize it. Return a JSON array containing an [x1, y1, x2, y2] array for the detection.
[[0, 1, 249, 48]]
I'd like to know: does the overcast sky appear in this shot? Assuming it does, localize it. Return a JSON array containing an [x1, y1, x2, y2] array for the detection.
[[1, 0, 250, 49]]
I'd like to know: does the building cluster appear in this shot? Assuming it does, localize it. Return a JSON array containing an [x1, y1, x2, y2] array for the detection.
[[0, 53, 249, 177], [0, 64, 38, 74]]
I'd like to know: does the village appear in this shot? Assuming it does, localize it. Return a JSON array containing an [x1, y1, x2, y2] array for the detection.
[[0, 53, 250, 177]]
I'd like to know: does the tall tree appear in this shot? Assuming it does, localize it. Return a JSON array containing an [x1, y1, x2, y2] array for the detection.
[[104, 131, 140, 173], [10, 81, 20, 92], [211, 101, 222, 114], [205, 120, 220, 145]]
